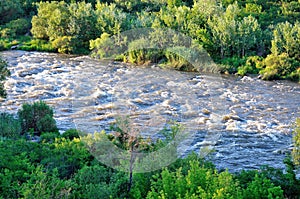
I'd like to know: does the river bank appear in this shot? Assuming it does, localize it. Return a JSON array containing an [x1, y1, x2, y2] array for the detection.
[[0, 50, 299, 172]]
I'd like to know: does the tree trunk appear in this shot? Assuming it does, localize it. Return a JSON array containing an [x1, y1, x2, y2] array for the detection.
[[127, 146, 135, 193]]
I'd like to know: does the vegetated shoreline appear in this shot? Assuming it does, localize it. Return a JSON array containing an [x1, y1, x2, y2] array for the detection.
[[1, 0, 300, 83], [0, 101, 300, 198], [2, 47, 299, 85]]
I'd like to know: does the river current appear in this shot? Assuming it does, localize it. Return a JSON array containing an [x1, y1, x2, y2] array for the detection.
[[0, 50, 299, 172]]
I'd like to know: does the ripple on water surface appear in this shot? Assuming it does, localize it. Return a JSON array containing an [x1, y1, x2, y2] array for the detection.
[[0, 50, 299, 172]]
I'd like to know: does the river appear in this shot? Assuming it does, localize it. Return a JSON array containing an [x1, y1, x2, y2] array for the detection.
[[0, 50, 299, 172]]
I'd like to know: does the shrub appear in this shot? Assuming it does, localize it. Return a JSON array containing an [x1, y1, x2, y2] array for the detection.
[[21, 167, 74, 198], [0, 58, 10, 98], [288, 68, 300, 82], [242, 174, 284, 199], [146, 160, 243, 198], [0, 112, 21, 138], [219, 56, 247, 74], [51, 36, 74, 54], [127, 38, 164, 65], [40, 131, 60, 143], [90, 33, 115, 59], [18, 101, 58, 136], [40, 137, 91, 179], [61, 129, 81, 140], [0, 28, 16, 38], [73, 165, 112, 199], [237, 56, 262, 76], [62, 129, 80, 140], [260, 53, 299, 80], [18, 39, 56, 52], [0, 18, 31, 38]]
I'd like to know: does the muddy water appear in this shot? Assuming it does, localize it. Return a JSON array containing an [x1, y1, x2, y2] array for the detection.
[[0, 50, 299, 172]]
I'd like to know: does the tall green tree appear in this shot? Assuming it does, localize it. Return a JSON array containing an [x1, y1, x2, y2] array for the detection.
[[271, 21, 300, 61], [68, 1, 97, 51], [0, 0, 24, 25], [95, 2, 129, 37], [31, 1, 70, 40], [208, 3, 262, 58]]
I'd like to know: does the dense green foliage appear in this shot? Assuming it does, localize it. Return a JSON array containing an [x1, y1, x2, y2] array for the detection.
[[293, 118, 300, 166], [0, 102, 300, 198], [0, 57, 10, 98], [18, 101, 58, 136], [0, 112, 22, 138], [0, 0, 299, 80]]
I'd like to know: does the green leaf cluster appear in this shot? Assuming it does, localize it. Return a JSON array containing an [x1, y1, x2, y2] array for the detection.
[[18, 101, 58, 136]]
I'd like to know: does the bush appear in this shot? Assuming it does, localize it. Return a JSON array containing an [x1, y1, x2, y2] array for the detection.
[[21, 167, 74, 198], [18, 101, 58, 136], [237, 56, 262, 76], [219, 56, 247, 74], [0, 18, 31, 38], [62, 129, 80, 140], [242, 174, 284, 199], [18, 39, 56, 52], [0, 112, 21, 138], [146, 160, 241, 198], [40, 137, 91, 179], [73, 165, 113, 198], [260, 53, 299, 80], [288, 68, 300, 82], [127, 38, 164, 65], [0, 58, 10, 98], [51, 36, 74, 54], [40, 131, 60, 143]]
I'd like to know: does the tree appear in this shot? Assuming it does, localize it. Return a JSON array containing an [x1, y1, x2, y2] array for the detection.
[[208, 3, 262, 58], [292, 118, 300, 166], [271, 21, 300, 61], [17, 101, 58, 135], [237, 16, 261, 57], [67, 1, 97, 52], [0, 0, 24, 25], [207, 3, 240, 58], [109, 116, 151, 193], [95, 2, 129, 36], [31, 1, 70, 40]]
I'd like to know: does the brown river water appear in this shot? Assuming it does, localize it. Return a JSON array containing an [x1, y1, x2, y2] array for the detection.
[[0, 50, 299, 172]]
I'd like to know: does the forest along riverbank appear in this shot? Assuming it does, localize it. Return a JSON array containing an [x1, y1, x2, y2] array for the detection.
[[0, 50, 299, 172]]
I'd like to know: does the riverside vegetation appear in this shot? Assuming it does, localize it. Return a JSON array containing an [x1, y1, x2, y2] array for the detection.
[[0, 101, 300, 198], [0, 0, 299, 81], [1, 0, 300, 198]]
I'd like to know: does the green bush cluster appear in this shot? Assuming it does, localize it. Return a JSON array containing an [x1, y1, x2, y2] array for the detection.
[[18, 39, 56, 52], [18, 101, 58, 136], [0, 57, 10, 98], [1, 135, 299, 199], [260, 53, 300, 81], [0, 113, 22, 139], [0, 18, 31, 39]]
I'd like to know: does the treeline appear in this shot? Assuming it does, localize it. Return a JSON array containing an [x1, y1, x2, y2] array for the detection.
[[0, 0, 299, 80], [0, 101, 300, 198]]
